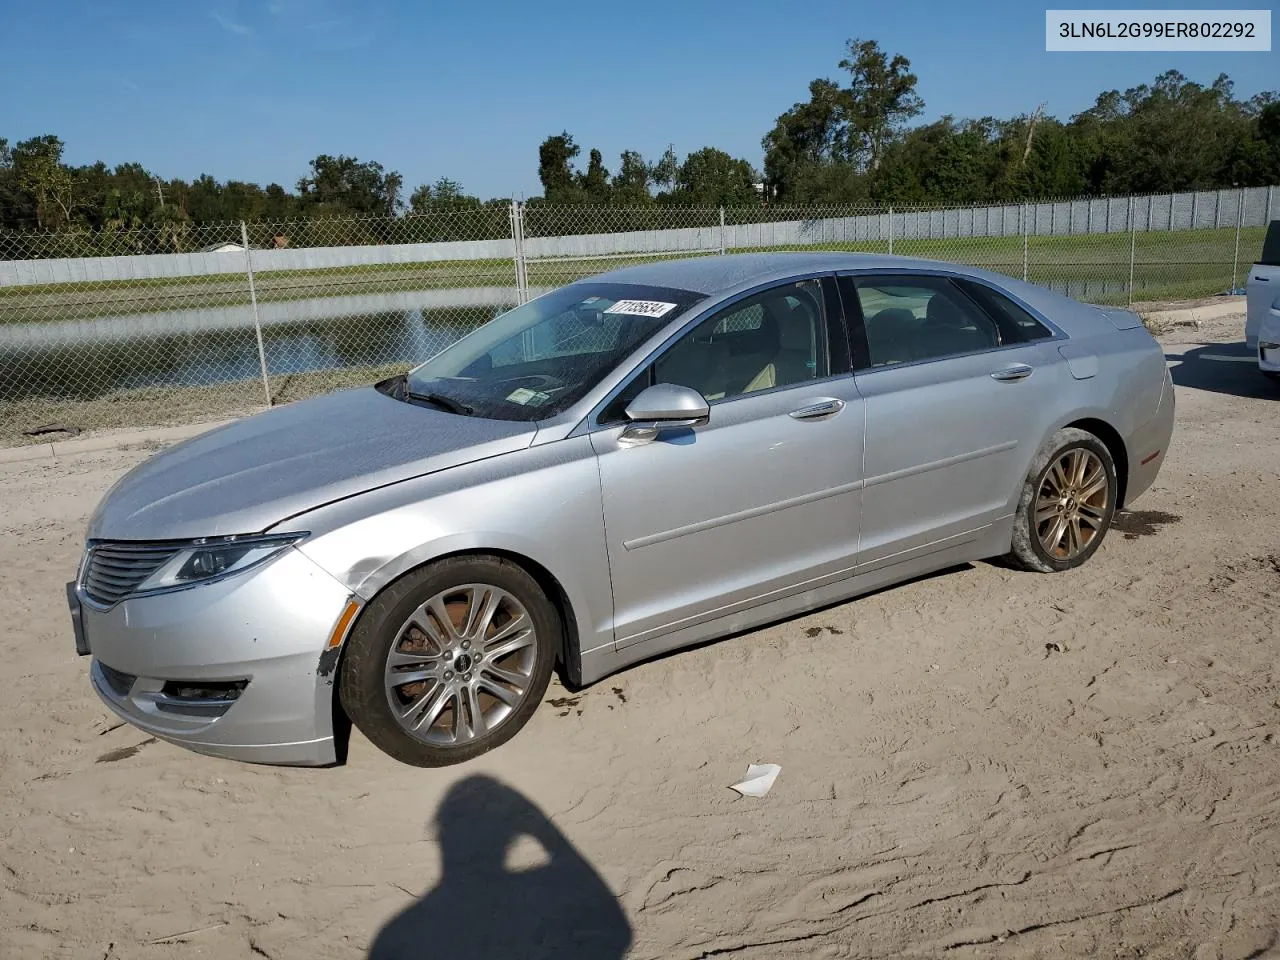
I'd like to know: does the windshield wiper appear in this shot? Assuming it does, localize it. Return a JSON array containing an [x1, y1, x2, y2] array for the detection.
[[409, 391, 474, 416]]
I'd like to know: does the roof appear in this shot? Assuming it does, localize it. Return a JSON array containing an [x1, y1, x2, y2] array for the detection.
[[584, 251, 1114, 339], [588, 251, 992, 297]]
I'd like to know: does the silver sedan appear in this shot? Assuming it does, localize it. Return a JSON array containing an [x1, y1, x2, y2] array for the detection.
[[70, 253, 1175, 767]]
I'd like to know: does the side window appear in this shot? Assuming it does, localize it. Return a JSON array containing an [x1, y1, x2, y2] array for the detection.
[[654, 280, 828, 401], [853, 276, 999, 367], [956, 280, 1055, 343]]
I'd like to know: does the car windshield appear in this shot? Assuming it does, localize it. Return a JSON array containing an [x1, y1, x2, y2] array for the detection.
[[402, 281, 707, 421]]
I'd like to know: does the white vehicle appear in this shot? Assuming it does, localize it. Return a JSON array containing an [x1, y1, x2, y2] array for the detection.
[[1246, 219, 1280, 381]]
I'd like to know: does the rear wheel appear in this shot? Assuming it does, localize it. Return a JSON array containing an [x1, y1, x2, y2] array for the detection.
[[339, 556, 557, 767], [1007, 428, 1117, 573]]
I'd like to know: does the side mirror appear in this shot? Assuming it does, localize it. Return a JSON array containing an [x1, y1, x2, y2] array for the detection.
[[619, 383, 709, 444], [625, 382, 710, 425]]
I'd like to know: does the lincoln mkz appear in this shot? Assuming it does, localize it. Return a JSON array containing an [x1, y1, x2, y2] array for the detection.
[[70, 253, 1175, 767]]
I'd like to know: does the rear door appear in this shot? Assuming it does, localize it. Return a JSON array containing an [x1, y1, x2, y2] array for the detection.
[[841, 272, 1070, 572]]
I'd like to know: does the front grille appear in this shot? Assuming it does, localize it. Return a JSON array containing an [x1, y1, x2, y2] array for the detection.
[[82, 542, 182, 605]]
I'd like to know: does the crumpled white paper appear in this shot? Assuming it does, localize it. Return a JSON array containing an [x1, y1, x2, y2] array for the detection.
[[729, 763, 781, 798]]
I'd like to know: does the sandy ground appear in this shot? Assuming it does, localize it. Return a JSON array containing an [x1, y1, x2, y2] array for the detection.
[[1, 313, 1277, 960]]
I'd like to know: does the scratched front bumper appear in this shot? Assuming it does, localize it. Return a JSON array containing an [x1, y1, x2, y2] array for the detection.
[[80, 547, 351, 766]]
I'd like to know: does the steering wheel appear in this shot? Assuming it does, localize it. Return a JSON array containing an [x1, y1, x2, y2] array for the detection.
[[492, 373, 564, 392], [519, 374, 564, 390]]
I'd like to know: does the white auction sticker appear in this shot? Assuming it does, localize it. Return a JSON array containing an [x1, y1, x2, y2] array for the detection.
[[1046, 10, 1271, 51], [603, 300, 678, 318]]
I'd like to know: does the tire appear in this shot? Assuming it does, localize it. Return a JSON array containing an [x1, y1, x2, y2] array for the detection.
[[1263, 370, 1280, 382], [339, 555, 558, 767], [1006, 427, 1118, 573]]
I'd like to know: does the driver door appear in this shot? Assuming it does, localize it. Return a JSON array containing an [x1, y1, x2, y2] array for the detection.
[[590, 277, 865, 649]]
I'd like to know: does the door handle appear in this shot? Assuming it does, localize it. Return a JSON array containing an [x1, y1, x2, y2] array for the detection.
[[789, 398, 845, 420], [990, 364, 1034, 382]]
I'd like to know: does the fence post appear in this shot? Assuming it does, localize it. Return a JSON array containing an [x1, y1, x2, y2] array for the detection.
[[1267, 185, 1275, 224], [240, 221, 271, 407], [887, 205, 894, 255], [1022, 203, 1030, 282], [1232, 187, 1244, 292], [1127, 197, 1136, 307], [508, 201, 520, 299], [508, 200, 528, 304], [718, 206, 726, 256]]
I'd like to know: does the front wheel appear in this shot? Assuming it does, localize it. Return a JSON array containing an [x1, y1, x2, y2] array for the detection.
[[339, 556, 558, 767], [1006, 428, 1117, 573]]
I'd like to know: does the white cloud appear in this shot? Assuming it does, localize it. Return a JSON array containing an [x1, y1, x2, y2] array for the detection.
[[210, 8, 253, 35]]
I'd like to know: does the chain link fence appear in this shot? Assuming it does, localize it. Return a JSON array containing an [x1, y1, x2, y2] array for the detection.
[[2, 187, 1275, 445]]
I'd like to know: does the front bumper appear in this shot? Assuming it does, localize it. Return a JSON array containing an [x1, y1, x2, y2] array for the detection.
[[79, 546, 353, 766]]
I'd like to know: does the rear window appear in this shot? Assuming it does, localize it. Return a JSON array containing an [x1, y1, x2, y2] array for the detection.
[[956, 280, 1056, 343]]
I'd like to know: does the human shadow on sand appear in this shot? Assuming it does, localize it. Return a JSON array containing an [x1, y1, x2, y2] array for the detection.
[[368, 775, 631, 960]]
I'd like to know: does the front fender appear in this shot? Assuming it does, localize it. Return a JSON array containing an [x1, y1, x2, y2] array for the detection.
[[286, 435, 616, 659]]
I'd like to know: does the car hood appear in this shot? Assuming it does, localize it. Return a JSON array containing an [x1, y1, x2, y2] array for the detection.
[[87, 387, 537, 541]]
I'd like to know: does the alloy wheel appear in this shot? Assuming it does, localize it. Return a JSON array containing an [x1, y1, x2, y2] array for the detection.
[[383, 583, 538, 746], [1034, 447, 1110, 561]]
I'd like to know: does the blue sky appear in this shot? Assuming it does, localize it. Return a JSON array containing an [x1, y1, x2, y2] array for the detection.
[[3, 0, 1277, 199]]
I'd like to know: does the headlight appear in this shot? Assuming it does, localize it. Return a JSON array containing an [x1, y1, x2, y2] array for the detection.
[[136, 533, 307, 593]]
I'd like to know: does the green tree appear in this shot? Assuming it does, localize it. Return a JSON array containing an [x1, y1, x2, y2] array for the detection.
[[185, 174, 225, 222], [669, 147, 760, 207], [13, 134, 76, 229], [650, 144, 679, 197], [611, 150, 653, 204], [1249, 99, 1280, 183], [222, 180, 269, 221], [262, 183, 296, 219], [409, 177, 482, 212], [538, 132, 581, 202], [763, 78, 852, 197], [838, 38, 924, 172], [150, 201, 192, 252], [297, 154, 400, 216], [872, 117, 1003, 204], [384, 171, 404, 216], [996, 116, 1089, 199], [0, 138, 24, 229], [761, 39, 921, 199], [1070, 71, 1256, 193], [578, 148, 611, 202]]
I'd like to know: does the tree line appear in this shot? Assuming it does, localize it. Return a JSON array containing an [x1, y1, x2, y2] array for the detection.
[[2, 38, 1278, 243], [539, 41, 1279, 206]]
